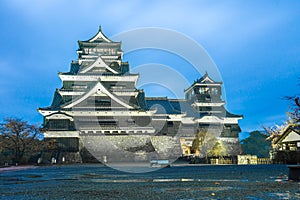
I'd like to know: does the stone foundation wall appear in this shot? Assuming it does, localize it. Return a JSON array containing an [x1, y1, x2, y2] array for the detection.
[[80, 135, 182, 163], [40, 135, 241, 164]]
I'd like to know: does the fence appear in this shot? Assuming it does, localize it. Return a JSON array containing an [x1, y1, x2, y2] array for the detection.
[[210, 158, 233, 165], [257, 158, 271, 164], [210, 157, 271, 165]]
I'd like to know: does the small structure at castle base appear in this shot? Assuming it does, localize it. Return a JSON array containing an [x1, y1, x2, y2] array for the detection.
[[237, 155, 258, 165], [270, 125, 300, 164], [38, 27, 243, 163]]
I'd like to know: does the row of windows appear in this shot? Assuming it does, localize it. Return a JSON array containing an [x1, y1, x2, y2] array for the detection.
[[199, 87, 219, 95], [83, 48, 117, 55], [186, 87, 220, 99]]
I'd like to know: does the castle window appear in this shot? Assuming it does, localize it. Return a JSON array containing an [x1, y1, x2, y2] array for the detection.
[[205, 88, 210, 94], [200, 87, 210, 94], [211, 88, 218, 95], [199, 87, 205, 94], [224, 125, 231, 129]]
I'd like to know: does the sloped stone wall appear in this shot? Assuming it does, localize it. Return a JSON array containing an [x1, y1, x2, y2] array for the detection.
[[79, 135, 182, 162]]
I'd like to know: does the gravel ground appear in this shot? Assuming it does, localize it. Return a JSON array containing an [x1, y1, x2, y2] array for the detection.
[[0, 164, 299, 199], [0, 165, 37, 173]]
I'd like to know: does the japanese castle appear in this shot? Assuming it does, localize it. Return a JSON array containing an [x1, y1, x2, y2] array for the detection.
[[38, 27, 243, 163]]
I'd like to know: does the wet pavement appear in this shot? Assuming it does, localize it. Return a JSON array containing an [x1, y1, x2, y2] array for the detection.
[[0, 164, 299, 199]]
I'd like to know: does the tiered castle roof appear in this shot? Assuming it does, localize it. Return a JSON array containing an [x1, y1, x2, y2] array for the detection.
[[38, 27, 242, 138]]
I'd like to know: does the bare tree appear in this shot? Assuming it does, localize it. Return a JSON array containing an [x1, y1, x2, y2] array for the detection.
[[0, 118, 42, 164], [264, 79, 299, 142], [284, 78, 300, 124], [284, 96, 300, 124], [264, 124, 285, 140]]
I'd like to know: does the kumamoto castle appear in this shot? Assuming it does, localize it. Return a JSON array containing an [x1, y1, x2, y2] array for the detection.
[[38, 27, 243, 163]]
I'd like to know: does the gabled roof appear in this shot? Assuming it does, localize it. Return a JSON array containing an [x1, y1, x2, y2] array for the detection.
[[62, 81, 134, 109], [184, 72, 222, 93], [79, 56, 118, 74], [197, 72, 219, 84], [274, 125, 300, 144], [82, 26, 112, 43], [45, 111, 73, 120]]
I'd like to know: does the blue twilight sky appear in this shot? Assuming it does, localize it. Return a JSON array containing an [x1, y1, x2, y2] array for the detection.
[[0, 0, 299, 133]]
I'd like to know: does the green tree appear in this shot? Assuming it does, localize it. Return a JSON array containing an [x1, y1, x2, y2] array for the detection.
[[191, 130, 203, 154], [241, 131, 271, 158], [0, 118, 43, 164], [208, 141, 227, 158], [191, 129, 217, 158]]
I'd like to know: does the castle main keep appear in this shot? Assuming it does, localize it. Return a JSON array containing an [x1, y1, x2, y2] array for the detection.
[[38, 27, 243, 163]]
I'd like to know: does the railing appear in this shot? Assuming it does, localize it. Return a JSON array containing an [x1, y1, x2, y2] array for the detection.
[[76, 125, 154, 130], [60, 88, 87, 92], [111, 89, 137, 92]]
